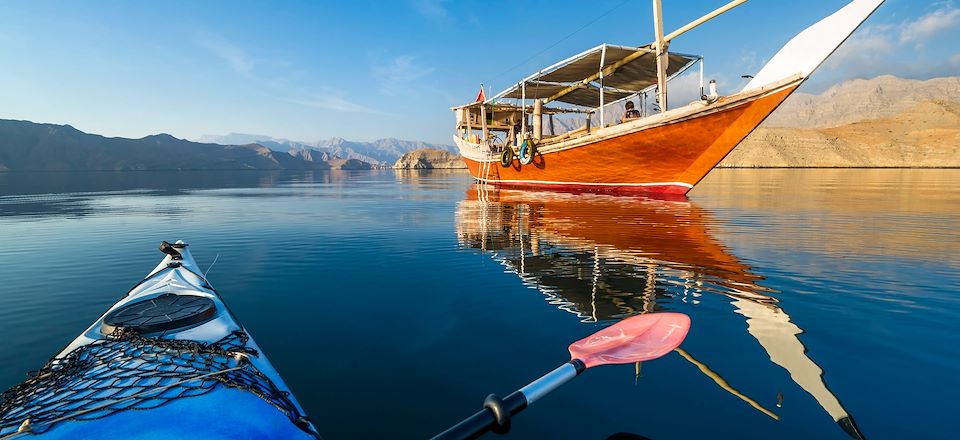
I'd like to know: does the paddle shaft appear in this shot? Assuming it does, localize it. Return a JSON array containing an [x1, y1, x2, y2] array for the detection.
[[432, 361, 583, 440]]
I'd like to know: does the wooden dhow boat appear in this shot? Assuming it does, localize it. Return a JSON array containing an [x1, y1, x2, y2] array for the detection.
[[452, 0, 884, 195]]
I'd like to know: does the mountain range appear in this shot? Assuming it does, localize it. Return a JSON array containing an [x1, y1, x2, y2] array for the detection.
[[0, 121, 454, 172], [0, 120, 375, 172], [720, 75, 960, 167], [763, 75, 960, 128], [197, 133, 456, 166]]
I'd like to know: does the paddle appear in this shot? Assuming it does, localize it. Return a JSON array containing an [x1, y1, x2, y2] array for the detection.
[[432, 312, 691, 440]]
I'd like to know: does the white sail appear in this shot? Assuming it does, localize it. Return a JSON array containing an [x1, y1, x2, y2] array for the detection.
[[743, 0, 884, 92]]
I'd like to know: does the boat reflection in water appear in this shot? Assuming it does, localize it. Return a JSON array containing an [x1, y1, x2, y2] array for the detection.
[[455, 185, 865, 439]]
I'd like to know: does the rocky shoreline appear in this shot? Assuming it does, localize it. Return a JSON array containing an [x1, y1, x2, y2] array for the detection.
[[393, 148, 466, 169]]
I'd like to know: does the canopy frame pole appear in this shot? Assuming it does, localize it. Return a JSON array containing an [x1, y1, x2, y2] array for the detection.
[[521, 81, 527, 145], [653, 0, 668, 112], [542, 48, 652, 104], [466, 106, 472, 137], [699, 57, 704, 99], [599, 44, 607, 127], [486, 45, 607, 102]]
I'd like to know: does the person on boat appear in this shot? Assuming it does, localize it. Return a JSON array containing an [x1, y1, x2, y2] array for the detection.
[[622, 101, 641, 122]]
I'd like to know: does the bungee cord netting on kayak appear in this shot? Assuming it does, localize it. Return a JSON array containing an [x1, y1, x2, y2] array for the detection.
[[0, 328, 313, 437]]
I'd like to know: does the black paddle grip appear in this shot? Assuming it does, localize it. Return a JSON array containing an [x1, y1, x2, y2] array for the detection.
[[431, 391, 527, 440]]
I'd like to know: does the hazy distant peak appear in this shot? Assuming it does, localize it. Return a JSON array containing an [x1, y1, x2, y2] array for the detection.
[[197, 132, 285, 145], [141, 133, 179, 142]]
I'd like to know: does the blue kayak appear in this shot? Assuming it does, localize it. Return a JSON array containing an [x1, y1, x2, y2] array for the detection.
[[0, 241, 321, 439]]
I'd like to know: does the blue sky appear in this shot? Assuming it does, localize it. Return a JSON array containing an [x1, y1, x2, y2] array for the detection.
[[0, 0, 957, 144]]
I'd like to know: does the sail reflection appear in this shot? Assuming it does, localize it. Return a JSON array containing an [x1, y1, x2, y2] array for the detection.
[[455, 185, 865, 439]]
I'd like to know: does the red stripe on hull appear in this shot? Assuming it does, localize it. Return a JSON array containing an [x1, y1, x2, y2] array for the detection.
[[485, 180, 692, 196]]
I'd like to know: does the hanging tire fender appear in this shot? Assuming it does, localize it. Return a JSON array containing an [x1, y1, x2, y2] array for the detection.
[[518, 140, 537, 165], [500, 147, 515, 167]]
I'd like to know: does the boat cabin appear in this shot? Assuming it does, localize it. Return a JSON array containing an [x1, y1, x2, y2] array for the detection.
[[453, 43, 705, 151]]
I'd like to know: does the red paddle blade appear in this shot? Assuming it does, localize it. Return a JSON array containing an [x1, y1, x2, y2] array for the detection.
[[568, 312, 690, 369]]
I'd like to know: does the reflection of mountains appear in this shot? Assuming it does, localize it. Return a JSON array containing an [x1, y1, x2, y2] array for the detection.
[[455, 187, 865, 439], [0, 170, 366, 218]]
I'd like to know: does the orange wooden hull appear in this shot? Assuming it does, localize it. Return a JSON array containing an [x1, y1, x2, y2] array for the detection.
[[461, 84, 798, 195]]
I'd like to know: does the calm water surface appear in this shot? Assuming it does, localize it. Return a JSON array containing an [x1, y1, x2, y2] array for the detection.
[[0, 169, 957, 439]]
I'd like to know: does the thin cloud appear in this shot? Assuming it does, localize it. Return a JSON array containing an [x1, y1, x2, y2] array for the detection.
[[900, 4, 960, 44], [817, 4, 959, 85], [197, 33, 254, 77], [372, 54, 435, 95], [827, 25, 896, 71], [411, 0, 449, 20], [281, 93, 377, 114], [195, 33, 374, 115]]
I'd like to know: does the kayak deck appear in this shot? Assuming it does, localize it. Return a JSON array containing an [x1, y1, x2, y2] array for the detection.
[[0, 241, 319, 439]]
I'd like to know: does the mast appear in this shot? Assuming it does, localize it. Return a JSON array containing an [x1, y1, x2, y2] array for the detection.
[[599, 44, 607, 126], [652, 0, 668, 112]]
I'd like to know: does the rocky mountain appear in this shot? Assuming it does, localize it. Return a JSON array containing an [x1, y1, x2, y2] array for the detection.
[[198, 133, 456, 166], [0, 120, 369, 172], [722, 100, 960, 167], [720, 75, 960, 167], [763, 75, 960, 129], [393, 148, 466, 169]]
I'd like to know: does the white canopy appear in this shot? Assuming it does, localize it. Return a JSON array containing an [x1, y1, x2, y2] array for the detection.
[[490, 44, 700, 108]]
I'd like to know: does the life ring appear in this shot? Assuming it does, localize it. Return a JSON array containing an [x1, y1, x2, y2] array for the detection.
[[500, 147, 515, 167], [518, 140, 537, 165]]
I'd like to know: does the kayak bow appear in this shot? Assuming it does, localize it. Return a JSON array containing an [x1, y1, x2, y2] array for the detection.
[[0, 241, 321, 439]]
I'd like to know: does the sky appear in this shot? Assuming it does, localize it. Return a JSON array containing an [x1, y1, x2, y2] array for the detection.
[[0, 0, 957, 145]]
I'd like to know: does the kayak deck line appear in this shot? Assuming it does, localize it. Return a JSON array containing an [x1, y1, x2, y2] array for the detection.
[[0, 326, 313, 438], [11, 364, 248, 437], [0, 241, 320, 439]]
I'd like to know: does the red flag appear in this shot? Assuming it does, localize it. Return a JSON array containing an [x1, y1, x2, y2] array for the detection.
[[475, 86, 485, 103]]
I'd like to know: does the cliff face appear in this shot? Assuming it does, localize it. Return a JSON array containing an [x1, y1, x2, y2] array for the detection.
[[763, 75, 960, 129], [393, 148, 466, 169], [720, 76, 960, 168], [721, 100, 960, 167]]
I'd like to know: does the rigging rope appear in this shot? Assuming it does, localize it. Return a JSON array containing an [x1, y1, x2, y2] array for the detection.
[[484, 0, 632, 91]]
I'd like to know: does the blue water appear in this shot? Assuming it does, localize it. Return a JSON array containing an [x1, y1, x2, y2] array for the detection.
[[0, 169, 957, 439]]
